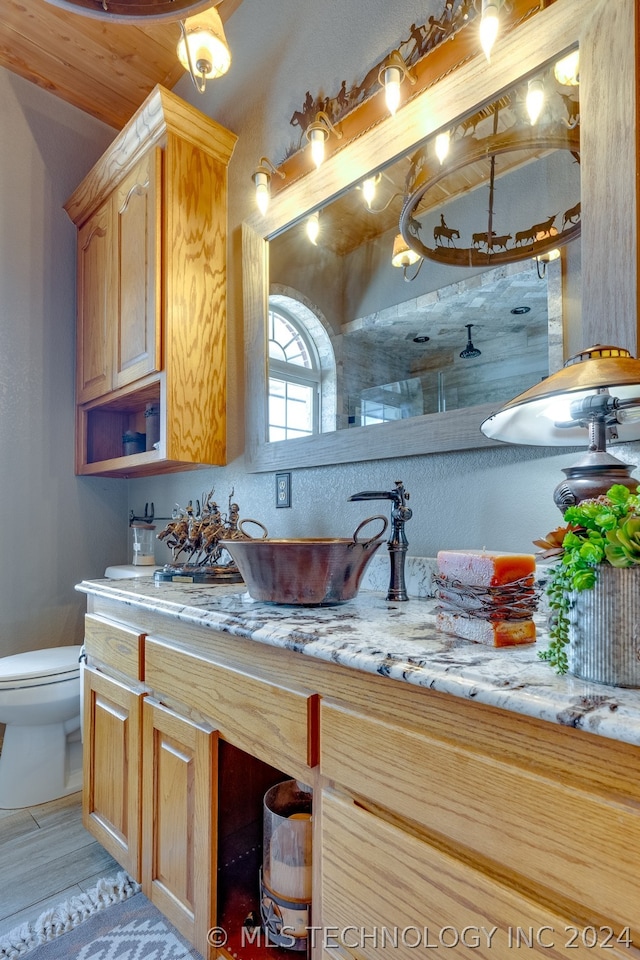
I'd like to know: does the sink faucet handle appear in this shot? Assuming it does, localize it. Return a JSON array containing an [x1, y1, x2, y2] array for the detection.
[[392, 479, 409, 506], [348, 479, 409, 504]]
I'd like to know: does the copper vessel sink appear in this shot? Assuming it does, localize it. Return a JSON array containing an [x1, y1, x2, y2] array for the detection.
[[219, 516, 387, 605]]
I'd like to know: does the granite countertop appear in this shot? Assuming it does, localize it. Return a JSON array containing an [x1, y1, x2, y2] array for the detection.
[[76, 571, 640, 748]]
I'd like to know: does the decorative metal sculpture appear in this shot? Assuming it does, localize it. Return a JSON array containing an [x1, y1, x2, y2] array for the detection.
[[155, 488, 267, 584], [284, 0, 479, 159]]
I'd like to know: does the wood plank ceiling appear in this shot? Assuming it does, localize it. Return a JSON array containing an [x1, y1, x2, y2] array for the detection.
[[0, 0, 241, 129]]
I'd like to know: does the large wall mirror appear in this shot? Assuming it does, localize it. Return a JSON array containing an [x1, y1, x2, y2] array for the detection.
[[243, 0, 636, 472]]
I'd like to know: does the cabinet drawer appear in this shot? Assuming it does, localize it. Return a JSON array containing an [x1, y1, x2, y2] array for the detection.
[[320, 701, 640, 935], [84, 614, 145, 680], [145, 637, 318, 772], [321, 789, 632, 960]]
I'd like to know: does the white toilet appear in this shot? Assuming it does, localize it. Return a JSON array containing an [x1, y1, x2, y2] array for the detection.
[[0, 646, 83, 809]]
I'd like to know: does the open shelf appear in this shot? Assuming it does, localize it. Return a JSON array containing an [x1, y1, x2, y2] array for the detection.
[[76, 377, 168, 477], [84, 380, 160, 463], [218, 743, 308, 960]]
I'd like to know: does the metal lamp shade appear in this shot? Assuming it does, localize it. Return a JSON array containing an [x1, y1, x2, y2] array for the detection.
[[481, 346, 640, 446]]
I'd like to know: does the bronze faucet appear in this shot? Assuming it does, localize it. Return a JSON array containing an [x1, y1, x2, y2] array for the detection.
[[349, 480, 412, 601]]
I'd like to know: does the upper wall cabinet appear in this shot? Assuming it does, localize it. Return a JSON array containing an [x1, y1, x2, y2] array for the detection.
[[76, 149, 160, 406], [65, 86, 237, 478]]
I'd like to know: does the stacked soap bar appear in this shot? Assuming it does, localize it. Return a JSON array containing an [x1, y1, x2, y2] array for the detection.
[[436, 549, 537, 647]]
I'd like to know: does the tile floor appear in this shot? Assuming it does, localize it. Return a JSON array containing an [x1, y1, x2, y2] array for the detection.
[[0, 791, 120, 937]]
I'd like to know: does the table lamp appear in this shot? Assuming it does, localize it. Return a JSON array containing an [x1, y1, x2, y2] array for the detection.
[[480, 345, 640, 512]]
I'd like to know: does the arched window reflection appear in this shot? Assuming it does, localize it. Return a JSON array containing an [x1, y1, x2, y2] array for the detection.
[[267, 292, 337, 441]]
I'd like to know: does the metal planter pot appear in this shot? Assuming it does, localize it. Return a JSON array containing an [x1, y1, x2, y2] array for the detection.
[[568, 565, 640, 687]]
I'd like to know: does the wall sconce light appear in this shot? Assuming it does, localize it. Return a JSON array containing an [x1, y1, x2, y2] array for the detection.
[[305, 111, 343, 168], [378, 50, 416, 116], [435, 132, 450, 165], [481, 345, 640, 512], [526, 77, 545, 125], [391, 234, 423, 281], [479, 0, 500, 61], [177, 6, 231, 93], [252, 157, 285, 216], [554, 49, 580, 86], [306, 212, 320, 245]]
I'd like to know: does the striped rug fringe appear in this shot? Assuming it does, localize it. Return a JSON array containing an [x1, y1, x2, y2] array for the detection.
[[0, 871, 141, 960]]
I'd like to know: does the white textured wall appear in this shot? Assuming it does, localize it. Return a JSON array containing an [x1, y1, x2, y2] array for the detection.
[[0, 70, 127, 656], [126, 0, 639, 565]]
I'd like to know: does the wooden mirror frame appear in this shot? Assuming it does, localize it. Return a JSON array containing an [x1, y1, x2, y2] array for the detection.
[[242, 0, 637, 472]]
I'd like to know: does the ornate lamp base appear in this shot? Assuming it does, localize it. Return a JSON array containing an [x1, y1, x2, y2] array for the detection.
[[553, 451, 638, 513]]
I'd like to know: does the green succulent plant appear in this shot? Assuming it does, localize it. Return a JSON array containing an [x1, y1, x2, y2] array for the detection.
[[604, 516, 640, 566], [538, 484, 640, 674]]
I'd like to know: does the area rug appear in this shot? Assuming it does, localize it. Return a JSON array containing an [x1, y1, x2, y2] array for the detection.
[[0, 872, 202, 960]]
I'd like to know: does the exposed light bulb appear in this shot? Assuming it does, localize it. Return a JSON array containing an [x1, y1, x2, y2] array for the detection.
[[554, 49, 580, 86], [307, 213, 320, 245], [362, 176, 377, 209], [435, 132, 450, 165], [538, 393, 578, 423], [309, 127, 326, 168], [616, 407, 640, 425], [480, 0, 499, 61], [255, 182, 269, 216], [384, 65, 402, 116], [526, 78, 545, 125], [253, 170, 270, 215]]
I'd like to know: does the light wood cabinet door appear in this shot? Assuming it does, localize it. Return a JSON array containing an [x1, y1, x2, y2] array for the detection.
[[76, 202, 114, 404], [141, 698, 218, 959], [82, 666, 144, 880], [113, 149, 162, 391]]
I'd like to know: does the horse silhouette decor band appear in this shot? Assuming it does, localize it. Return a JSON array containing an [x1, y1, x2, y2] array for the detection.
[[399, 66, 581, 269], [285, 0, 480, 160]]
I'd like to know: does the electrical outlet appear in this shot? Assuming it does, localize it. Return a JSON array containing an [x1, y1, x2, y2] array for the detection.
[[275, 472, 292, 508]]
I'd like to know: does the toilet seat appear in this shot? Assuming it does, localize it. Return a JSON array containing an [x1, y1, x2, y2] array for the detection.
[[0, 646, 81, 690]]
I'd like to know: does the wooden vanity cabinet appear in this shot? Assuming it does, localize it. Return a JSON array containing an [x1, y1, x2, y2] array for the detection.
[[81, 596, 640, 960], [66, 85, 237, 478], [82, 609, 319, 960], [319, 697, 640, 960]]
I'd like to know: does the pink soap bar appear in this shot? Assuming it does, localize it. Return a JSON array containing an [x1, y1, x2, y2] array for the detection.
[[437, 549, 535, 587], [437, 611, 536, 647]]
